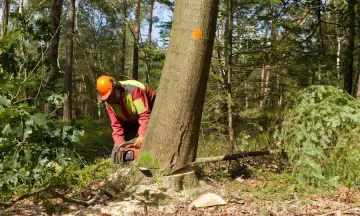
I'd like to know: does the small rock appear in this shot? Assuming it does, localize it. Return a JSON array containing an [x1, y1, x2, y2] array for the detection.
[[188, 192, 227, 210]]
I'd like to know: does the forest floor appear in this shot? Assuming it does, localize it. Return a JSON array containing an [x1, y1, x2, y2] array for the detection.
[[3, 159, 360, 216]]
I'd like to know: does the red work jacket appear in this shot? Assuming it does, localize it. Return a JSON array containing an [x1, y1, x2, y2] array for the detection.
[[105, 80, 156, 145]]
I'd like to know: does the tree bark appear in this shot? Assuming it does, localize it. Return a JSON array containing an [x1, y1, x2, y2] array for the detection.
[[2, 0, 10, 38], [63, 0, 75, 121], [137, 0, 219, 176], [343, 0, 356, 94], [121, 0, 127, 76], [145, 0, 155, 83], [132, 0, 140, 80]]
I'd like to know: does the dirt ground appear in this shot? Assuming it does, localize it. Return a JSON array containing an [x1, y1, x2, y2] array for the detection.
[[2, 161, 360, 216], [2, 177, 360, 216]]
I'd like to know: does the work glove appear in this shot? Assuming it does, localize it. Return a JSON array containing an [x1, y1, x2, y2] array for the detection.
[[134, 135, 144, 149]]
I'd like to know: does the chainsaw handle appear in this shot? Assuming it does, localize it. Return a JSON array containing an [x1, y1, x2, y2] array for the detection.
[[114, 138, 137, 151]]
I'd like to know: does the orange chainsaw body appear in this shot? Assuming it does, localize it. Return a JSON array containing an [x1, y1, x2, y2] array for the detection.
[[113, 139, 140, 164]]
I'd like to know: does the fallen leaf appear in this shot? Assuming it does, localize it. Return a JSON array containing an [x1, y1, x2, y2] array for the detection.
[[189, 193, 227, 210]]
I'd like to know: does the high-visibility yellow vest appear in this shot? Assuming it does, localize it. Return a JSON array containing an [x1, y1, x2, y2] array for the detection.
[[106, 80, 147, 121]]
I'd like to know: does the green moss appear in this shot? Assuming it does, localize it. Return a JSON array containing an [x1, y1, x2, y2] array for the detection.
[[136, 152, 160, 169]]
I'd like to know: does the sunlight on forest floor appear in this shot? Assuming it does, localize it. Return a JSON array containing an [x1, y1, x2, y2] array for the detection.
[[4, 159, 360, 216]]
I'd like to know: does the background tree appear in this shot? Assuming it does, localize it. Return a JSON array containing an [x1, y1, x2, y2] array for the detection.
[[132, 0, 140, 80], [344, 0, 356, 94], [63, 0, 76, 120], [1, 0, 10, 38]]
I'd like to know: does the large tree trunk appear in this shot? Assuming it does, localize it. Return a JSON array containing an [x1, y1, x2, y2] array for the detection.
[[132, 0, 140, 80], [145, 0, 155, 83], [2, 0, 10, 38], [224, 0, 234, 153], [63, 0, 75, 121], [137, 0, 219, 176], [343, 0, 356, 94], [121, 0, 127, 76]]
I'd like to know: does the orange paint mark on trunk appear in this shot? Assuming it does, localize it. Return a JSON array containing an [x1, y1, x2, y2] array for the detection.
[[192, 29, 202, 40]]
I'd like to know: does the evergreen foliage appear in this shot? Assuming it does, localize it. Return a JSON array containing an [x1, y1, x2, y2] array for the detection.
[[277, 85, 360, 188]]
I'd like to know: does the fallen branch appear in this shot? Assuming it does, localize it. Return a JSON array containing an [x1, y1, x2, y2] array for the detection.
[[0, 188, 47, 208], [50, 188, 114, 207], [191, 150, 271, 165], [319, 204, 360, 216]]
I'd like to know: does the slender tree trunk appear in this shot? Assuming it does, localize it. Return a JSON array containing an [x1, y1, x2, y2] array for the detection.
[[19, 0, 23, 14], [344, 0, 356, 94], [260, 64, 265, 108], [145, 0, 155, 83], [47, 0, 63, 83], [2, 0, 10, 38], [334, 2, 341, 89], [138, 0, 219, 177], [214, 23, 223, 115], [356, 40, 360, 99], [45, 0, 62, 113], [261, 6, 269, 108], [74, 0, 80, 31], [355, 5, 360, 99], [121, 0, 127, 76], [245, 81, 248, 108], [263, 65, 271, 105], [262, 1, 277, 106], [132, 0, 140, 80], [224, 0, 234, 153], [336, 34, 341, 88], [63, 0, 75, 121]]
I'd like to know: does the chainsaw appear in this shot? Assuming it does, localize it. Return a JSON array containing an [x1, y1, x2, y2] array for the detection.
[[112, 138, 139, 164]]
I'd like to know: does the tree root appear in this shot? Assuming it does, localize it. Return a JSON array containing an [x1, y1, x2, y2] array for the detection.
[[50, 188, 114, 207]]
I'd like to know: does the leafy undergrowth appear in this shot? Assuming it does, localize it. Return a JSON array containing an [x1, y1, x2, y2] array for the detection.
[[3, 157, 360, 216]]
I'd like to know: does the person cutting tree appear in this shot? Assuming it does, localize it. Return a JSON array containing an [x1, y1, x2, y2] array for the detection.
[[96, 75, 156, 163]]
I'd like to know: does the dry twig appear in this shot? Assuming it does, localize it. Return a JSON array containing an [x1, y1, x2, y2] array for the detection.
[[50, 188, 114, 207]]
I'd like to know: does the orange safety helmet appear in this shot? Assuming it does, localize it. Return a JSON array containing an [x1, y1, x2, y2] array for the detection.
[[96, 75, 115, 100]]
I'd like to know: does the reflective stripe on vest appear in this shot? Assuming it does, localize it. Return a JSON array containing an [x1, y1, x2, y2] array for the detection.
[[106, 80, 147, 121]]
